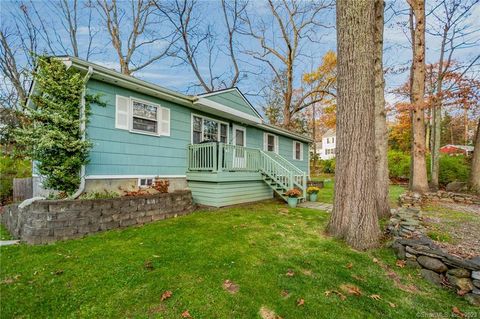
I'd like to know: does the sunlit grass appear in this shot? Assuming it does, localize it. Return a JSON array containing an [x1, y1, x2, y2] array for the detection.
[[1, 201, 475, 318]]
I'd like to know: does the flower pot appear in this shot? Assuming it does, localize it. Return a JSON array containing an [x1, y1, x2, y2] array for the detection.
[[309, 193, 318, 202], [287, 197, 298, 208]]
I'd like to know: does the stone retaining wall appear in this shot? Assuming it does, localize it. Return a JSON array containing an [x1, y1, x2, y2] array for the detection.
[[1, 190, 195, 244], [388, 207, 480, 307], [399, 191, 480, 208]]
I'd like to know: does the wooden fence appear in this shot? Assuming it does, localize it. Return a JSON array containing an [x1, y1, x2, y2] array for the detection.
[[13, 178, 33, 202]]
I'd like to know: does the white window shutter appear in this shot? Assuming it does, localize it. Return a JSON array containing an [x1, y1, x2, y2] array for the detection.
[[275, 136, 279, 154], [263, 133, 267, 151], [292, 141, 296, 159], [159, 107, 170, 136], [300, 143, 304, 161], [115, 95, 130, 130]]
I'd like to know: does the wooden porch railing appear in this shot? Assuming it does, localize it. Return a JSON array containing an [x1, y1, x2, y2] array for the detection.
[[187, 142, 307, 198]]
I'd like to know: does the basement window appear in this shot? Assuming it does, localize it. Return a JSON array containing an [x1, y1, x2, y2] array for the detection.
[[138, 178, 154, 188]]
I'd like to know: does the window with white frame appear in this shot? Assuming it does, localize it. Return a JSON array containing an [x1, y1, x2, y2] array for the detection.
[[293, 141, 303, 160], [115, 95, 170, 136], [192, 115, 228, 143], [325, 148, 335, 155], [138, 178, 153, 187], [132, 100, 158, 133], [264, 133, 278, 153]]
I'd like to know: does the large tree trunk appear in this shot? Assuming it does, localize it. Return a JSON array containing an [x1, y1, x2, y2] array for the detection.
[[374, 0, 390, 218], [469, 119, 480, 193], [408, 0, 429, 193], [328, 0, 380, 250]]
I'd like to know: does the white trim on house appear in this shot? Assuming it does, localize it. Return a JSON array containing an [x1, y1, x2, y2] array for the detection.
[[190, 113, 230, 144], [193, 97, 262, 125], [292, 141, 303, 161], [232, 124, 246, 147], [115, 95, 170, 137], [138, 177, 154, 188], [263, 132, 279, 154], [85, 175, 187, 179]]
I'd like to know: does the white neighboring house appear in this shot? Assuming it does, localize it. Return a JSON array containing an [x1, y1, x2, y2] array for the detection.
[[317, 129, 336, 160]]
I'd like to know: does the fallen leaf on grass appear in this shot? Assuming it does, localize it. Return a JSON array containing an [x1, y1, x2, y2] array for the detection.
[[297, 299, 305, 306], [223, 280, 239, 294], [372, 258, 379, 264], [324, 290, 347, 301], [395, 260, 406, 268], [301, 269, 312, 276], [340, 284, 362, 296], [452, 307, 465, 318], [160, 290, 172, 301], [181, 310, 192, 318], [278, 208, 289, 215], [369, 294, 381, 300], [388, 302, 396, 308], [144, 260, 154, 270], [52, 269, 64, 275], [259, 306, 282, 319], [280, 290, 289, 297], [345, 262, 353, 269], [286, 269, 295, 277], [1, 275, 20, 284], [456, 289, 469, 296]]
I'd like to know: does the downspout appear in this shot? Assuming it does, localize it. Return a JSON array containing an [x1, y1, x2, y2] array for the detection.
[[71, 66, 94, 199]]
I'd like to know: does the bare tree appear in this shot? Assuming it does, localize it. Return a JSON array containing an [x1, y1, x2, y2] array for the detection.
[[328, 0, 380, 250], [153, 0, 246, 92], [51, 0, 99, 59], [95, 0, 175, 75], [428, 0, 479, 190], [374, 0, 390, 218], [407, 0, 429, 193], [0, 29, 28, 108], [242, 0, 334, 128]]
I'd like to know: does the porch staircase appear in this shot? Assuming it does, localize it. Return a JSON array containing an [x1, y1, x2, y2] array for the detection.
[[187, 142, 307, 204], [259, 150, 307, 203]]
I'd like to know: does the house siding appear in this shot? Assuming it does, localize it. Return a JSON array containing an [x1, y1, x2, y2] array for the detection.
[[202, 90, 259, 118], [85, 79, 309, 177], [188, 180, 273, 207]]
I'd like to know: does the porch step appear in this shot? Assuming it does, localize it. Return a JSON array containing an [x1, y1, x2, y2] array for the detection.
[[259, 155, 306, 204]]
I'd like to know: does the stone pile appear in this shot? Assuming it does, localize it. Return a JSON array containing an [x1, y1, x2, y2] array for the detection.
[[388, 207, 480, 307], [399, 191, 480, 208]]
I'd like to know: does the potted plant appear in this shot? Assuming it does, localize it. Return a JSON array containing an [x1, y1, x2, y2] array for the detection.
[[307, 186, 320, 202], [285, 189, 301, 208]]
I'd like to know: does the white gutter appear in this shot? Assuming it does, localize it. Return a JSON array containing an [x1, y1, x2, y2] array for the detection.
[[71, 66, 94, 199]]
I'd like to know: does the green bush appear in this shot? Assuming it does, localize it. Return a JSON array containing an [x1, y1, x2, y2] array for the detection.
[[318, 159, 336, 174], [387, 150, 470, 186], [437, 155, 470, 185], [0, 155, 31, 204], [388, 150, 410, 179]]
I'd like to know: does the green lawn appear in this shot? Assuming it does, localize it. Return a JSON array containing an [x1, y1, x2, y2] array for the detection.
[[312, 174, 406, 207], [1, 201, 475, 318]]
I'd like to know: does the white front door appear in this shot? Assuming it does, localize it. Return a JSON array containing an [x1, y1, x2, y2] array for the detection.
[[232, 125, 246, 169]]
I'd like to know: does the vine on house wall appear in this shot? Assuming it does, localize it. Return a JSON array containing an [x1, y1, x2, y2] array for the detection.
[[15, 56, 105, 195]]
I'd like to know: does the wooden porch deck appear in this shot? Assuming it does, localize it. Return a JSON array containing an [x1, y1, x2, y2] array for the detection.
[[186, 142, 307, 207]]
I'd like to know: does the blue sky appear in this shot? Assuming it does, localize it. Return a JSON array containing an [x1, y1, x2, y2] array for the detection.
[[1, 0, 479, 110]]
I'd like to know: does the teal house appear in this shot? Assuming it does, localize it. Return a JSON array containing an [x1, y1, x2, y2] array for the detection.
[[32, 57, 312, 207]]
